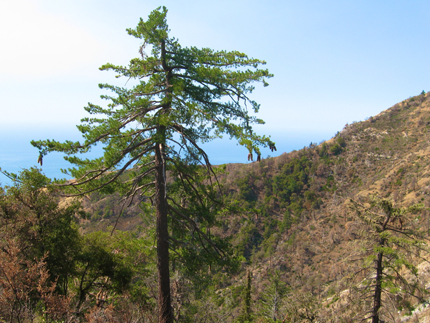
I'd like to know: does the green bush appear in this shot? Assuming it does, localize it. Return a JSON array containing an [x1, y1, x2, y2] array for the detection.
[[330, 143, 343, 155]]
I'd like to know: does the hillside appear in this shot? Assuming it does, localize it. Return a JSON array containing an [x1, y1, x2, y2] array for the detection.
[[72, 91, 430, 321]]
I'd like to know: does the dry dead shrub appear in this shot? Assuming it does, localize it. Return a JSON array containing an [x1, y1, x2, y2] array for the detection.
[[85, 304, 116, 323], [0, 239, 37, 322], [37, 272, 74, 321], [108, 297, 156, 323], [316, 163, 328, 177], [0, 239, 73, 322]]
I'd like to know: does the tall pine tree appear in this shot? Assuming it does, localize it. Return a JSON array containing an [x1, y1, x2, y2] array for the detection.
[[32, 7, 273, 322]]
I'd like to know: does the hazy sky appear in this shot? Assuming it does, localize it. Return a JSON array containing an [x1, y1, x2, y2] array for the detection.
[[0, 0, 429, 181]]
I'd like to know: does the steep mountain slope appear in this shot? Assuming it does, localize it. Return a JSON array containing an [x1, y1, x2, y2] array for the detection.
[[217, 91, 430, 321], [77, 91, 430, 321]]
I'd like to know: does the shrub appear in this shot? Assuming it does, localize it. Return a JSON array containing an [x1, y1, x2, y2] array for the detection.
[[330, 143, 343, 155]]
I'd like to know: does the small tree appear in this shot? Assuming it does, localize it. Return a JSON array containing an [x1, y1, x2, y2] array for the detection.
[[0, 168, 82, 296], [259, 270, 287, 322], [236, 269, 253, 323], [344, 197, 428, 323], [31, 7, 273, 322], [282, 291, 321, 323]]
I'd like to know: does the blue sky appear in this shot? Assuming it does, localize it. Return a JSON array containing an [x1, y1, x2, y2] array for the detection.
[[0, 0, 429, 183]]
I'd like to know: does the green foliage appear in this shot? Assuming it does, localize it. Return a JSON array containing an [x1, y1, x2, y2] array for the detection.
[[272, 156, 310, 203], [286, 201, 303, 216], [235, 220, 263, 260], [323, 175, 337, 192], [237, 172, 259, 205], [279, 210, 293, 231], [330, 143, 343, 155], [74, 231, 138, 308], [319, 143, 329, 157], [336, 136, 346, 148]]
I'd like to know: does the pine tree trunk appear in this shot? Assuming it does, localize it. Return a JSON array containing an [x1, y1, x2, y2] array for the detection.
[[372, 208, 390, 323], [155, 139, 173, 323], [372, 248, 384, 323], [155, 37, 174, 323]]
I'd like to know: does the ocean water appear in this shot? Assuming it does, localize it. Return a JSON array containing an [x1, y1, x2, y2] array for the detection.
[[0, 127, 333, 187]]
